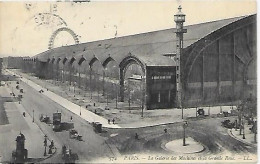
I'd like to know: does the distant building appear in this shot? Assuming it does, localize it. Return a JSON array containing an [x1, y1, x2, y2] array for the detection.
[[3, 56, 24, 69]]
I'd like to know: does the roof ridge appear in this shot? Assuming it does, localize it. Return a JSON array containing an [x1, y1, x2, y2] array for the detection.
[[71, 14, 252, 46]]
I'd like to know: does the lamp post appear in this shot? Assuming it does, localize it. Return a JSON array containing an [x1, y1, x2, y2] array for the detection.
[[183, 121, 188, 146], [33, 110, 34, 122], [44, 135, 47, 156], [174, 5, 187, 108], [80, 106, 81, 116]]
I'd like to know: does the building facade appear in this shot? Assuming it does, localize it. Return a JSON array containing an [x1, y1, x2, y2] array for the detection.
[[20, 14, 256, 109]]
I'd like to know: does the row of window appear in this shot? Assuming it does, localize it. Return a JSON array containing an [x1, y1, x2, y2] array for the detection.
[[152, 75, 172, 80]]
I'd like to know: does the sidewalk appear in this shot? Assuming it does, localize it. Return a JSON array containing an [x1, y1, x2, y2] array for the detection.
[[6, 69, 120, 129], [0, 86, 55, 162], [7, 69, 236, 129], [162, 137, 205, 154], [228, 125, 257, 148]]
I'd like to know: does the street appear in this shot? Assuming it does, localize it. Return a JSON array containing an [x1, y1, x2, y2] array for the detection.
[[106, 117, 256, 155], [0, 69, 257, 163], [2, 71, 114, 163]]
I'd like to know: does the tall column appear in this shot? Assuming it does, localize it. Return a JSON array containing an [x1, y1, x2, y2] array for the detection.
[[174, 6, 187, 108]]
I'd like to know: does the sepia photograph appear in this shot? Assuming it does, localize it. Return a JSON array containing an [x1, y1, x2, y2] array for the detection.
[[0, 0, 257, 163]]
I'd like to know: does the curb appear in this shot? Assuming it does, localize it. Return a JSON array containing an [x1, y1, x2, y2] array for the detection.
[[161, 137, 206, 154], [227, 129, 257, 148], [8, 70, 238, 130], [4, 86, 58, 163]]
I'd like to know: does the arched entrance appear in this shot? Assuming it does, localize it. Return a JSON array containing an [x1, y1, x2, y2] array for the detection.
[[102, 57, 119, 106], [119, 55, 146, 109]]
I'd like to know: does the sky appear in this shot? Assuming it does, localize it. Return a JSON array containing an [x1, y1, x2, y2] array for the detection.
[[0, 0, 256, 57]]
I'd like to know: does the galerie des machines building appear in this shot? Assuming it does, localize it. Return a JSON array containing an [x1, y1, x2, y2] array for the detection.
[[22, 7, 256, 110]]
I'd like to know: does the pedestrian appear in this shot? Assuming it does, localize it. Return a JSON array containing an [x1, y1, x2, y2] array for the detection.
[[23, 112, 26, 117], [108, 119, 110, 124], [51, 140, 54, 148], [135, 133, 138, 140], [62, 145, 66, 156], [71, 116, 73, 122], [94, 103, 95, 107], [164, 128, 167, 133], [48, 145, 53, 154], [112, 118, 115, 124]]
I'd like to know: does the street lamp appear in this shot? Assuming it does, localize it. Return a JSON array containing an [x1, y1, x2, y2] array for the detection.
[[80, 106, 81, 116], [183, 121, 188, 146], [33, 110, 34, 122], [44, 134, 47, 156]]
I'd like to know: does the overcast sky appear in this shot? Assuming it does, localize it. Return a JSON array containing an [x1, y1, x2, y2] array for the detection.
[[0, 1, 256, 57]]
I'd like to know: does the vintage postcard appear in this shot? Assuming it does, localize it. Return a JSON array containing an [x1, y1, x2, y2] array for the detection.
[[0, 1, 257, 163]]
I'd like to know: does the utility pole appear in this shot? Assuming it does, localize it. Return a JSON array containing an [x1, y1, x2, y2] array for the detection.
[[174, 6, 187, 108]]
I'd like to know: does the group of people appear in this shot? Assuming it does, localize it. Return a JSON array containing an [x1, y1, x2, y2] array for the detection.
[[108, 118, 115, 124]]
